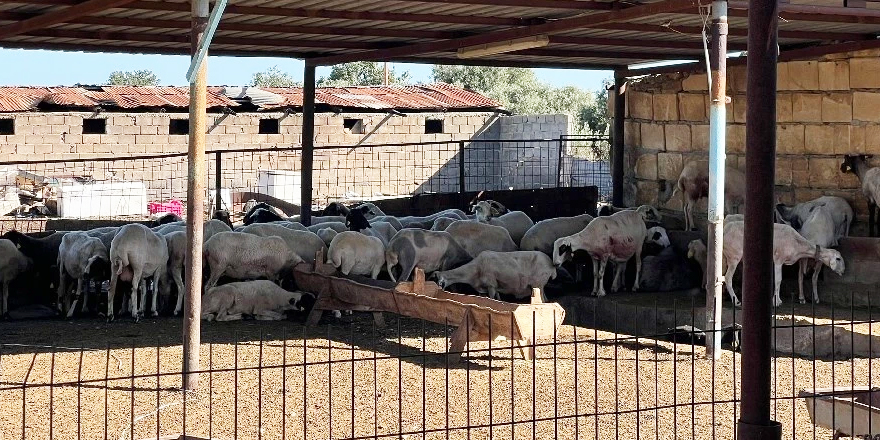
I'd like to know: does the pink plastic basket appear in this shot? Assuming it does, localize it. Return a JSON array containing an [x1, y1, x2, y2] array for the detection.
[[148, 199, 183, 216]]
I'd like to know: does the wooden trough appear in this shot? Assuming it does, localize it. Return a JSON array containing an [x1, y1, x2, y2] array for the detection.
[[293, 250, 565, 361], [800, 387, 880, 439]]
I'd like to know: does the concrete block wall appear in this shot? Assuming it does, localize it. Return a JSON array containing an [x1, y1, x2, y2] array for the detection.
[[624, 49, 880, 224], [493, 114, 571, 189]]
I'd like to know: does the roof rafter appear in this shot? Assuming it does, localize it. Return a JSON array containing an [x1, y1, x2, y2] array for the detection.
[[595, 22, 872, 41], [0, 0, 138, 40], [307, 0, 701, 65], [405, 0, 614, 10], [727, 1, 880, 25]]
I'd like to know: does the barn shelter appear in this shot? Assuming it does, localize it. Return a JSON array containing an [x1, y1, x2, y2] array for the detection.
[[3, 0, 880, 436]]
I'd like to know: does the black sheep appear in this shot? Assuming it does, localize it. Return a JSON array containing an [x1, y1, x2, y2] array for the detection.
[[152, 213, 182, 226], [345, 206, 372, 231], [212, 209, 233, 229], [321, 202, 351, 217], [1, 230, 68, 306], [243, 202, 287, 225]]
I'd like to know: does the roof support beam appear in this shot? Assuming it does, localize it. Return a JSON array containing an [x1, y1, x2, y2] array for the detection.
[[595, 21, 872, 41], [406, 0, 613, 10], [309, 0, 701, 65], [0, 0, 137, 40], [727, 1, 880, 25]]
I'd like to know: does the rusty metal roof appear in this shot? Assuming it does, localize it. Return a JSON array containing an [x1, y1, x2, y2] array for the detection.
[[0, 84, 500, 112], [0, 0, 877, 72]]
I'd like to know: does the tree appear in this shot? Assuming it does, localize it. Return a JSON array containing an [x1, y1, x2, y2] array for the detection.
[[431, 65, 610, 136], [106, 69, 159, 86], [251, 66, 300, 87], [318, 62, 411, 87]]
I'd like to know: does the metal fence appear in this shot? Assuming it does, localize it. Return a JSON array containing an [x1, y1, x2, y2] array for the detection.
[[1, 287, 875, 439]]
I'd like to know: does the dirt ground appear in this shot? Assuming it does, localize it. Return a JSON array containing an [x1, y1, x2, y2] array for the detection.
[[0, 314, 874, 440]]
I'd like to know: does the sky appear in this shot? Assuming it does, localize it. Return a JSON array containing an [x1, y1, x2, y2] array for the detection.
[[0, 48, 613, 92]]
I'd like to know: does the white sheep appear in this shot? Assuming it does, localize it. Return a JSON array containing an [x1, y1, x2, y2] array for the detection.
[[445, 220, 518, 259], [327, 231, 386, 279], [434, 251, 556, 302], [385, 229, 471, 282], [202, 280, 313, 321], [316, 228, 338, 246], [552, 205, 660, 297], [795, 205, 837, 304], [687, 239, 708, 291], [842, 155, 880, 236], [519, 213, 594, 255], [776, 196, 853, 245], [108, 224, 169, 320], [0, 239, 31, 317], [661, 160, 747, 231], [722, 221, 845, 307], [203, 232, 302, 291], [430, 216, 457, 231], [239, 223, 326, 264], [370, 216, 404, 230], [307, 222, 346, 233], [471, 201, 534, 246], [57, 231, 109, 318]]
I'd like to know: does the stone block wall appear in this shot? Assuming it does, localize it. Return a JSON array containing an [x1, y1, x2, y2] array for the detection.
[[624, 49, 880, 223]]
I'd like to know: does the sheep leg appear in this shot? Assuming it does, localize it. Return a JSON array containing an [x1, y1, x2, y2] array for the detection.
[[812, 260, 823, 304], [57, 265, 66, 313], [371, 264, 381, 280], [107, 269, 118, 321], [173, 269, 185, 316], [724, 259, 741, 307], [871, 202, 877, 237], [487, 285, 499, 301], [590, 258, 599, 295], [150, 275, 160, 317], [684, 200, 693, 231], [610, 262, 625, 292], [255, 310, 284, 321], [399, 261, 418, 283], [797, 259, 807, 305], [216, 312, 243, 322], [204, 264, 222, 292], [596, 258, 608, 297], [67, 278, 85, 319], [1, 281, 8, 318], [130, 267, 143, 320], [773, 264, 783, 308], [633, 247, 643, 291]]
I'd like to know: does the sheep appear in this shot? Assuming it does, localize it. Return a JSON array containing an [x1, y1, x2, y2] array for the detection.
[[316, 228, 338, 246], [307, 222, 346, 233], [795, 205, 837, 304], [1, 230, 67, 301], [243, 202, 288, 225], [552, 205, 661, 297], [203, 232, 302, 291], [370, 216, 404, 231], [470, 199, 508, 217], [344, 206, 396, 245], [398, 209, 469, 229], [320, 201, 350, 217], [108, 224, 169, 320], [0, 239, 31, 317], [203, 218, 233, 241], [640, 245, 702, 292], [238, 223, 326, 264], [445, 220, 518, 259], [643, 226, 672, 256], [268, 220, 308, 231], [327, 231, 386, 279], [384, 229, 471, 282], [776, 196, 853, 245], [434, 251, 556, 302], [57, 231, 109, 318], [153, 223, 186, 235], [152, 212, 183, 227], [351, 202, 386, 219], [212, 209, 233, 229], [471, 201, 534, 246], [201, 280, 314, 321], [722, 221, 845, 307], [841, 155, 880, 236], [431, 216, 457, 231], [291, 214, 346, 225], [660, 160, 747, 231], [519, 213, 594, 255], [687, 239, 708, 291]]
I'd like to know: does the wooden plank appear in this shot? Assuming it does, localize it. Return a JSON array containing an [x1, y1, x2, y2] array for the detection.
[[0, 0, 138, 40]]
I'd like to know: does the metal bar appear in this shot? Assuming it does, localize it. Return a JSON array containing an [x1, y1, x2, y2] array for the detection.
[[182, 0, 209, 392], [400, 0, 613, 10], [728, 1, 880, 24], [0, 0, 137, 40], [458, 140, 466, 194], [186, 0, 227, 83], [556, 135, 564, 188], [705, 0, 728, 360], [597, 22, 870, 43], [309, 0, 700, 65], [300, 63, 316, 227], [737, 0, 782, 433], [550, 35, 749, 51], [214, 150, 222, 212], [611, 75, 625, 207]]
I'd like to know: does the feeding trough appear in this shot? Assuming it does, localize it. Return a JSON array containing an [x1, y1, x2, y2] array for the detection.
[[800, 387, 880, 439], [293, 250, 565, 361]]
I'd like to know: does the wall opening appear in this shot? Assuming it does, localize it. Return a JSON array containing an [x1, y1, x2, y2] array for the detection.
[[169, 119, 190, 135], [82, 119, 106, 134], [343, 118, 365, 134], [259, 118, 280, 134], [0, 119, 13, 135], [425, 119, 444, 134]]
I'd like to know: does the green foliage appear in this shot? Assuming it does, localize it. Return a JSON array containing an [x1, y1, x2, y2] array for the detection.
[[250, 66, 301, 87], [318, 62, 411, 87], [431, 65, 610, 136], [106, 70, 159, 86]]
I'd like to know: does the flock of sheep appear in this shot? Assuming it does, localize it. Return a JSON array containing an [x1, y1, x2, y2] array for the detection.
[[0, 153, 877, 322]]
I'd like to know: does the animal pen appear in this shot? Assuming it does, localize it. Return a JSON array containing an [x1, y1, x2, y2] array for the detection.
[[2, 0, 880, 439]]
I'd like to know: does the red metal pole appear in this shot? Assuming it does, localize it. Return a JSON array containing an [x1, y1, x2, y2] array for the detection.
[[737, 0, 782, 434]]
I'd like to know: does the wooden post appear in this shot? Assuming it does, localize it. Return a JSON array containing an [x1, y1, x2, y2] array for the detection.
[[300, 63, 316, 226], [182, 0, 209, 392]]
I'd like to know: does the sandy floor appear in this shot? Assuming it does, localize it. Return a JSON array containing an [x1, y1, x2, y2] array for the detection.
[[0, 315, 876, 440]]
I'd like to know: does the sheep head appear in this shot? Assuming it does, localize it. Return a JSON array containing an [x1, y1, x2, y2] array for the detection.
[[840, 155, 869, 174], [552, 237, 573, 266], [635, 205, 662, 223], [819, 248, 845, 276], [471, 201, 493, 222], [686, 239, 707, 260], [645, 226, 670, 248], [345, 206, 372, 231]]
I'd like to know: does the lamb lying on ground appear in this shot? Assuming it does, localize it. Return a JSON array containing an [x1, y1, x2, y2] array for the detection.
[[201, 280, 315, 321]]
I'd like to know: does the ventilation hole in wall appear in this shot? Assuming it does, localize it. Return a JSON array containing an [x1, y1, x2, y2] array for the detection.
[[169, 119, 190, 135], [259, 118, 280, 134], [0, 119, 13, 135], [82, 118, 106, 134], [425, 119, 443, 134], [343, 118, 365, 134]]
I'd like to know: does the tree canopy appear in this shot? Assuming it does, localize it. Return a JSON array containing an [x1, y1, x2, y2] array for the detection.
[[318, 62, 410, 87], [250, 66, 301, 87], [106, 70, 159, 86], [431, 65, 609, 135]]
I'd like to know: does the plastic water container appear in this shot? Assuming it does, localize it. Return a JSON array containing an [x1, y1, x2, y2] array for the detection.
[[58, 181, 147, 218], [256, 170, 301, 205], [148, 199, 183, 216]]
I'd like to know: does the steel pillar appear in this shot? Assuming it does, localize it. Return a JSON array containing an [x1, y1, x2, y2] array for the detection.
[[300, 63, 316, 226]]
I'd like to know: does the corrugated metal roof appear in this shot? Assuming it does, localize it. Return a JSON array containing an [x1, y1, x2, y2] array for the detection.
[[0, 84, 501, 112]]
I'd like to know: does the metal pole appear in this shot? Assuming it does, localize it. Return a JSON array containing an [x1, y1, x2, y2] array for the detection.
[[611, 74, 625, 207], [214, 151, 222, 212], [183, 0, 208, 392], [459, 140, 466, 194], [556, 135, 564, 188], [738, 0, 782, 433], [301, 63, 316, 227], [705, 0, 728, 359]]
